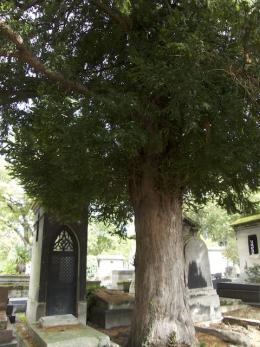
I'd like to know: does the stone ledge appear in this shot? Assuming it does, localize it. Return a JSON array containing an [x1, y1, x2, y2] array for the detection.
[[39, 314, 78, 329]]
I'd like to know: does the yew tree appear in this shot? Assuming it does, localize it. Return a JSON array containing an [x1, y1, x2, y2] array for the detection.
[[1, 1, 260, 346]]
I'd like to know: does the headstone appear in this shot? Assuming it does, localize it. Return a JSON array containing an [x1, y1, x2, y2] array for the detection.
[[185, 238, 212, 289], [184, 237, 222, 322], [88, 289, 134, 329]]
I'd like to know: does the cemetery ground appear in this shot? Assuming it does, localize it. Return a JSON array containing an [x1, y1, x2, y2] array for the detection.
[[87, 302, 260, 347], [11, 300, 260, 347]]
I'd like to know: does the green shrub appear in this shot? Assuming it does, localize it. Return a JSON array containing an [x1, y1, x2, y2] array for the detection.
[[2, 260, 17, 274]]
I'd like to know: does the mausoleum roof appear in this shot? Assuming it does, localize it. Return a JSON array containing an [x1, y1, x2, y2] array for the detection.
[[231, 214, 260, 227]]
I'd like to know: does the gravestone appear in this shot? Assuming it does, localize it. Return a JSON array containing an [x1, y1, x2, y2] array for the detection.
[[185, 238, 212, 289], [26, 206, 87, 324], [184, 237, 221, 322]]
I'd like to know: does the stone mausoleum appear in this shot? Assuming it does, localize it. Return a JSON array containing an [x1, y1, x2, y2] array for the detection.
[[26, 205, 87, 324]]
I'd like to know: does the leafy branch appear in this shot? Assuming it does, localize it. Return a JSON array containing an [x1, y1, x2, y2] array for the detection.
[[0, 20, 89, 95]]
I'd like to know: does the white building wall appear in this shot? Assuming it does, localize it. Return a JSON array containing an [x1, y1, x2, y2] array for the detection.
[[235, 222, 260, 272]]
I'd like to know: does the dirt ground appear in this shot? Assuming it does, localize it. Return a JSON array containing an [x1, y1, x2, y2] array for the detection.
[[89, 306, 260, 347], [16, 306, 260, 346], [89, 324, 232, 346], [89, 323, 243, 347]]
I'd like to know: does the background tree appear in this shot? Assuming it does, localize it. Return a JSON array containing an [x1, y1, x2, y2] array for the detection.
[[88, 221, 134, 257], [186, 201, 240, 263], [0, 158, 33, 273], [1, 1, 260, 346], [87, 221, 134, 279]]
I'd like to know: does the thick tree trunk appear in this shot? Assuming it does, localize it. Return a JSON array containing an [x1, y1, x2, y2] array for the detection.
[[129, 174, 196, 347]]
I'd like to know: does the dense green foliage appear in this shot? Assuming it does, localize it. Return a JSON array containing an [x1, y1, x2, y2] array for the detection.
[[0, 0, 259, 225]]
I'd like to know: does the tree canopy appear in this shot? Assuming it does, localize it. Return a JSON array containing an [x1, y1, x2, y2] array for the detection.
[[1, 0, 259, 221], [1, 1, 260, 345]]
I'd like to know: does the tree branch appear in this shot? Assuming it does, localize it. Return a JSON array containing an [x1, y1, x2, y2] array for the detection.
[[94, 0, 132, 31], [13, 226, 29, 247], [0, 20, 89, 95]]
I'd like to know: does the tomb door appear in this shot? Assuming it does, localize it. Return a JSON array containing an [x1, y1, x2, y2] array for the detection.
[[46, 227, 78, 316]]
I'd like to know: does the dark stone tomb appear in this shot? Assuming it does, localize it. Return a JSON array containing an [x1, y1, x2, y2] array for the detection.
[[26, 206, 87, 324]]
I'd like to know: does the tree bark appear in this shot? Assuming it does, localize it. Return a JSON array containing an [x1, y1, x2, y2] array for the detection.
[[129, 173, 196, 347]]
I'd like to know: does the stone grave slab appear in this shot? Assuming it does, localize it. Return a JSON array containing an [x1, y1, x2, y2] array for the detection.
[[88, 289, 134, 329], [28, 320, 112, 347]]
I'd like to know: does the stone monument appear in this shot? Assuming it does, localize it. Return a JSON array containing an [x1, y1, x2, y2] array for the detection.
[[26, 205, 87, 324]]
